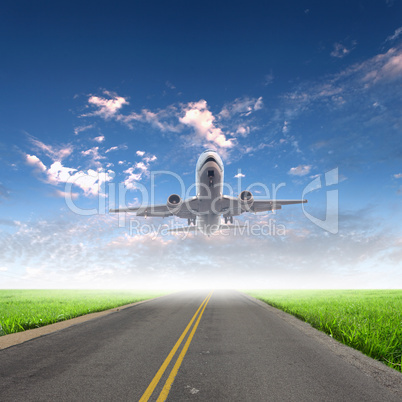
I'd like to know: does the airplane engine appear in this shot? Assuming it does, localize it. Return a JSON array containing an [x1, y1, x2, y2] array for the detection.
[[239, 190, 254, 211], [167, 194, 182, 214]]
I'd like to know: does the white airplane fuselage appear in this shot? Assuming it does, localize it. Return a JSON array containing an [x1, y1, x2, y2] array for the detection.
[[195, 150, 224, 234]]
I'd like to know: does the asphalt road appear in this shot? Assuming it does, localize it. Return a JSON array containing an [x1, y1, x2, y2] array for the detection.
[[1, 290, 401, 401]]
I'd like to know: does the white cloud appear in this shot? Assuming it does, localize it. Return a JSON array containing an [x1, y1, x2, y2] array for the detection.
[[288, 165, 312, 176], [54, 190, 79, 199], [143, 155, 157, 164], [123, 167, 143, 190], [239, 142, 273, 155], [356, 47, 402, 84], [394, 173, 402, 179], [254, 96, 264, 110], [87, 90, 128, 119], [46, 144, 73, 161], [331, 42, 354, 58], [29, 136, 73, 161], [74, 124, 94, 135], [219, 97, 263, 118], [81, 147, 106, 167], [135, 162, 148, 171], [80, 93, 264, 150], [81, 90, 183, 132], [26, 154, 113, 197], [143, 110, 171, 131], [180, 100, 234, 149], [47, 162, 77, 184], [26, 154, 46, 172], [377, 50, 402, 80], [105, 144, 128, 153], [123, 152, 157, 190], [3, 207, 401, 289], [93, 135, 105, 143], [282, 121, 289, 134], [26, 138, 114, 197], [280, 45, 402, 131], [234, 173, 245, 178], [0, 267, 8, 272], [385, 27, 402, 42], [117, 106, 181, 132], [291, 139, 301, 153], [68, 169, 114, 197], [236, 125, 250, 137]]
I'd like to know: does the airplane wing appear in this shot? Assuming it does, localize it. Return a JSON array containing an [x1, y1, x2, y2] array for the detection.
[[109, 196, 200, 219], [109, 204, 172, 217], [110, 196, 306, 217], [251, 199, 307, 212], [220, 195, 307, 215]]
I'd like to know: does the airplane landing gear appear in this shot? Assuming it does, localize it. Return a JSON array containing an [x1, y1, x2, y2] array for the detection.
[[208, 170, 214, 187], [224, 216, 233, 224]]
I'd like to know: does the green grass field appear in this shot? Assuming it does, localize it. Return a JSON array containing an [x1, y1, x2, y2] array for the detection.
[[0, 290, 168, 336], [245, 290, 402, 372]]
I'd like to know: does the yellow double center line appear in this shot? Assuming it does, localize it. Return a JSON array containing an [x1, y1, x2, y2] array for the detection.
[[139, 291, 213, 402]]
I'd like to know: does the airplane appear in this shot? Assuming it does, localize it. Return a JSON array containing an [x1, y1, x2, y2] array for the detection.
[[110, 149, 307, 235]]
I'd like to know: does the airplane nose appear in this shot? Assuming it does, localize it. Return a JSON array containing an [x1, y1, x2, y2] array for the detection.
[[201, 156, 217, 169]]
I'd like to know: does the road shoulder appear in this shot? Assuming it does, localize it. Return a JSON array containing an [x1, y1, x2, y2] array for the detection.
[[0, 295, 166, 350], [240, 292, 402, 396]]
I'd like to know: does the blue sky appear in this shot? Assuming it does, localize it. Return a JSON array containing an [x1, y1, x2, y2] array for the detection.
[[1, 0, 401, 289]]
